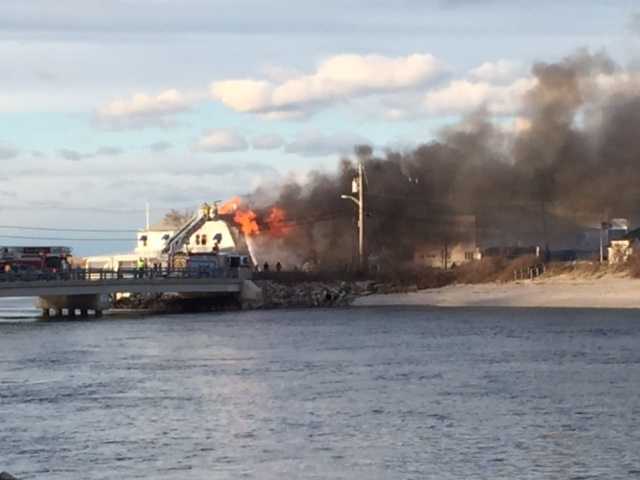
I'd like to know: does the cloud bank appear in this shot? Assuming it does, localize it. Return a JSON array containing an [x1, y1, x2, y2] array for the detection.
[[194, 129, 249, 153], [211, 53, 445, 118], [95, 89, 194, 129]]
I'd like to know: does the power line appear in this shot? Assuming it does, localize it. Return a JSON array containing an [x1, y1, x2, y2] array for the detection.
[[0, 225, 139, 233], [0, 204, 147, 214], [0, 234, 132, 242]]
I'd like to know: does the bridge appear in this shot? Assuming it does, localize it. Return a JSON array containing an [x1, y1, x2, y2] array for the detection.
[[0, 269, 260, 317]]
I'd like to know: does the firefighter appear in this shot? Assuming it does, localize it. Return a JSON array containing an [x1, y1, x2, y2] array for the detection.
[[276, 261, 282, 272], [263, 261, 270, 272], [137, 257, 145, 279]]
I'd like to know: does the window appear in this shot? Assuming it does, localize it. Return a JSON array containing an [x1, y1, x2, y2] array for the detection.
[[201, 234, 207, 245], [195, 235, 200, 245], [140, 235, 148, 247]]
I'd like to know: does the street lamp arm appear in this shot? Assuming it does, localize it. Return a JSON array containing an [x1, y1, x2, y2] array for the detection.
[[340, 194, 360, 207]]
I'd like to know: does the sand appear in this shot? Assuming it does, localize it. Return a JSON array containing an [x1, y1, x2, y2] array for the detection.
[[353, 276, 640, 309]]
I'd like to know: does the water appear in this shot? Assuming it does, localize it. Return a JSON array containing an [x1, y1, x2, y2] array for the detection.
[[2, 299, 640, 479]]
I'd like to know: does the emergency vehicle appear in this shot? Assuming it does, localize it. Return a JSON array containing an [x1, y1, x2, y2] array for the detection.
[[0, 246, 72, 273]]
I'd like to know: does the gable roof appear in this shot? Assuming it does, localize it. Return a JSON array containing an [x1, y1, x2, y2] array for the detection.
[[622, 227, 640, 241]]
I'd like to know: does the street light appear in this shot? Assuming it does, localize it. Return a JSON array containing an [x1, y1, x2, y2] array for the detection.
[[340, 194, 360, 206], [340, 156, 365, 271]]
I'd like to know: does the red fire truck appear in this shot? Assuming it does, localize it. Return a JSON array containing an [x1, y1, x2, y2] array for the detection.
[[0, 246, 73, 273]]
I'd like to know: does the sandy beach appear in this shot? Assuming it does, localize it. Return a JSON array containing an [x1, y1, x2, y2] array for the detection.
[[354, 276, 640, 309]]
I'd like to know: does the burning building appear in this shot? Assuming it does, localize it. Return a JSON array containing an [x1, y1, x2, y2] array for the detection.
[[223, 50, 640, 270], [412, 215, 480, 269], [85, 202, 252, 272]]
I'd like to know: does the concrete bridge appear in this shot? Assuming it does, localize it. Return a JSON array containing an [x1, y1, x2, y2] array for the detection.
[[0, 269, 260, 317]]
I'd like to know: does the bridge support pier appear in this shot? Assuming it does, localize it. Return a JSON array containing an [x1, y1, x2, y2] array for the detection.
[[240, 280, 264, 309], [37, 294, 111, 319]]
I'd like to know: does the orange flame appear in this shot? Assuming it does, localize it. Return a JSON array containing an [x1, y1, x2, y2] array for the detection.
[[219, 196, 242, 215], [234, 209, 260, 236], [220, 197, 292, 238], [266, 207, 291, 237]]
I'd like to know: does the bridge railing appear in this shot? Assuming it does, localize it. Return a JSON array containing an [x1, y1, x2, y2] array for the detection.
[[0, 266, 243, 284]]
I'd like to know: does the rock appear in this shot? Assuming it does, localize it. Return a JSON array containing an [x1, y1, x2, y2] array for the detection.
[[253, 279, 361, 309], [0, 472, 19, 480]]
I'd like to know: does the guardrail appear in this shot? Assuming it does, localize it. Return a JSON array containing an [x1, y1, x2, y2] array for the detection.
[[513, 263, 545, 281], [0, 267, 244, 284]]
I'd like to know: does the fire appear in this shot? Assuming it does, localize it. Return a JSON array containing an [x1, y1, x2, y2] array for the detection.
[[219, 196, 291, 238], [266, 207, 291, 237], [220, 196, 260, 235], [219, 196, 242, 215], [234, 209, 260, 236]]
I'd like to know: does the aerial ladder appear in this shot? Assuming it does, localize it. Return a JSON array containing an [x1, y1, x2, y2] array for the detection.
[[163, 202, 217, 269]]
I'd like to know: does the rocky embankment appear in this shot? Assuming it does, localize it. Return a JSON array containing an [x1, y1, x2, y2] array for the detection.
[[112, 280, 416, 312], [255, 280, 415, 308]]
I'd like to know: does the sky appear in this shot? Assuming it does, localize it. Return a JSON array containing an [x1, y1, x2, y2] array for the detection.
[[1, 0, 639, 255]]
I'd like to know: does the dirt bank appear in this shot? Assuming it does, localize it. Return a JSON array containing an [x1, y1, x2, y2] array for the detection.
[[353, 276, 640, 309]]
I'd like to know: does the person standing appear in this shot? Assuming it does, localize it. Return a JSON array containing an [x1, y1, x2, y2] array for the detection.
[[137, 257, 145, 279]]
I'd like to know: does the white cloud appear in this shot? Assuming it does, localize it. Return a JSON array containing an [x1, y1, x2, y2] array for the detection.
[[0, 144, 19, 160], [588, 71, 640, 98], [95, 89, 193, 129], [194, 128, 249, 153], [285, 130, 371, 157], [469, 60, 522, 83], [211, 80, 273, 113], [384, 108, 412, 121], [252, 133, 285, 150], [424, 77, 537, 116], [211, 53, 444, 117]]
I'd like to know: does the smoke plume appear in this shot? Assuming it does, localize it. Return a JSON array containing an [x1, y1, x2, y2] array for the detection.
[[239, 50, 640, 269]]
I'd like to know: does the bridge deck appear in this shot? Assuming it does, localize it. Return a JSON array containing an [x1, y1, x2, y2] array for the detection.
[[0, 277, 243, 298]]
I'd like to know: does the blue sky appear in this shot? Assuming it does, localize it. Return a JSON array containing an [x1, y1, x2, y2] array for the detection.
[[0, 0, 639, 254]]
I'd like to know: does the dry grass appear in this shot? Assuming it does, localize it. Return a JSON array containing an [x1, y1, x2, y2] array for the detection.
[[452, 257, 506, 284], [543, 260, 626, 279], [626, 251, 640, 278], [451, 255, 542, 284], [259, 254, 640, 291]]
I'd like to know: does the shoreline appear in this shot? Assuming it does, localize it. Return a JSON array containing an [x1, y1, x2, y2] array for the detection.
[[353, 276, 640, 309]]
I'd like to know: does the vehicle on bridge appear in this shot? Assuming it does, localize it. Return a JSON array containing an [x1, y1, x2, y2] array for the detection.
[[0, 246, 72, 274]]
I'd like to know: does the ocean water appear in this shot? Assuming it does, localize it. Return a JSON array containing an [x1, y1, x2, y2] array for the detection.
[[1, 298, 640, 479]]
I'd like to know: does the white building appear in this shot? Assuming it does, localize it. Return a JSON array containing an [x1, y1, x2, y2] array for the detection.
[[86, 203, 245, 271], [134, 218, 239, 255]]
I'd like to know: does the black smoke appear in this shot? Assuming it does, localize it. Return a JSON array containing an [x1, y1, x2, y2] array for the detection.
[[249, 50, 640, 268]]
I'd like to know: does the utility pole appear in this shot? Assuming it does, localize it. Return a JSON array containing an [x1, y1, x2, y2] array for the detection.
[[599, 224, 604, 264], [443, 238, 449, 270], [600, 220, 611, 263], [341, 150, 367, 271], [357, 156, 365, 271]]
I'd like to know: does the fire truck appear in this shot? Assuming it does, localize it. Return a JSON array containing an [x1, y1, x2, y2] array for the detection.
[[0, 246, 73, 273]]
